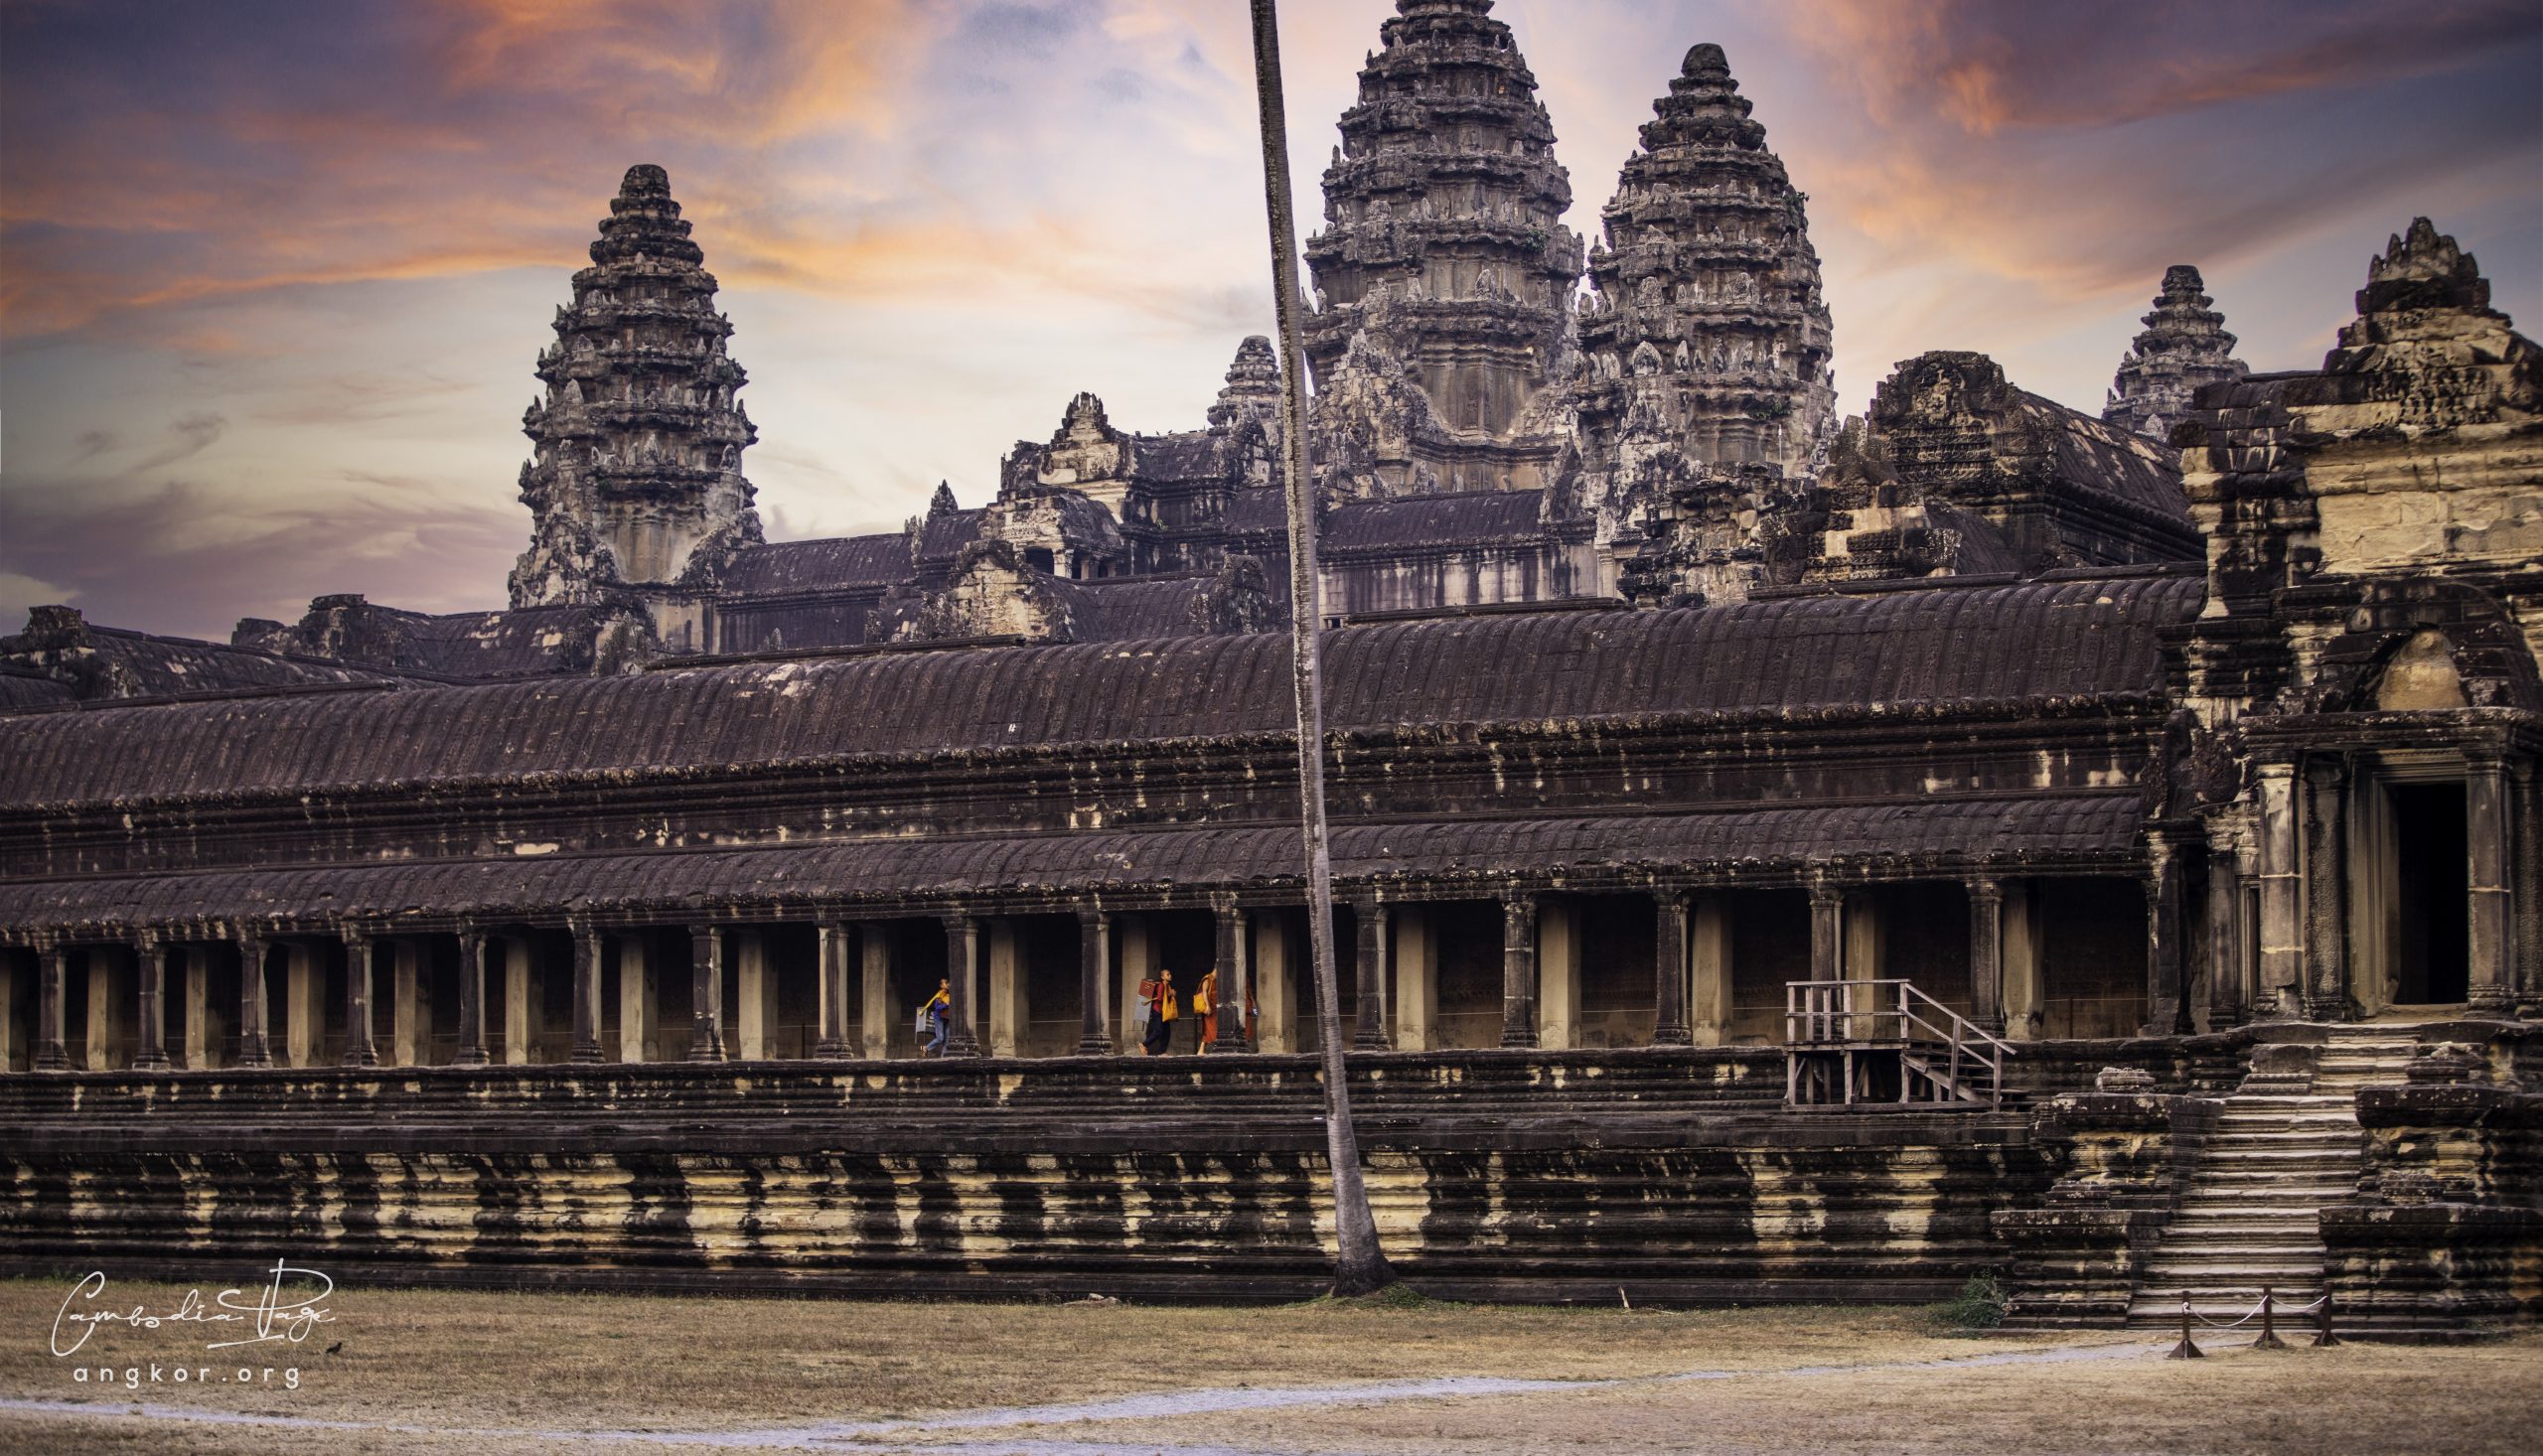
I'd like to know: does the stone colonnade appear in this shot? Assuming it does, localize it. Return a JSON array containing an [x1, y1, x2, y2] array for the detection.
[[6, 871, 2177, 1072]]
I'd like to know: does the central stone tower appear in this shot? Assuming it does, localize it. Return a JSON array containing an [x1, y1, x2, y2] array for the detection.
[[511, 165, 760, 648], [1303, 0, 1581, 476]]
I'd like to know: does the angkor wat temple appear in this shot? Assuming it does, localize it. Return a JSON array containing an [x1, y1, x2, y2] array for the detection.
[[3, 2, 2536, 1331]]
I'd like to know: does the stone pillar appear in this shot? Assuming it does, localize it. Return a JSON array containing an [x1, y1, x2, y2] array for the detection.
[[942, 914, 981, 1057], [1352, 896, 1390, 1050], [1211, 897, 1251, 1053], [1842, 891, 1881, 989], [2001, 883, 2042, 1041], [1688, 893, 1731, 1047], [2143, 849, 2186, 1036], [2302, 756, 2349, 1021], [134, 935, 171, 1071], [236, 933, 274, 1068], [687, 926, 725, 1062], [568, 917, 603, 1064], [1652, 889, 1692, 1046], [1807, 882, 1842, 984], [1390, 903, 1435, 1051], [1537, 900, 1580, 1050], [283, 943, 319, 1068], [2203, 848, 2246, 1030], [390, 941, 422, 1067], [82, 949, 120, 1072], [181, 947, 210, 1070], [1118, 915, 1153, 1056], [502, 937, 533, 1065], [859, 928, 892, 1060], [1077, 909, 1114, 1055], [0, 949, 17, 1072], [2255, 763, 2303, 1018], [1967, 879, 2004, 1033], [816, 921, 854, 1060], [340, 929, 378, 1068], [454, 928, 490, 1068], [1499, 891, 1539, 1049], [734, 931, 772, 1060], [2515, 761, 2542, 1012], [1253, 911, 1294, 1053], [2467, 753, 2515, 1014], [33, 940, 69, 1071], [985, 919, 1021, 1057], [617, 934, 654, 1063]]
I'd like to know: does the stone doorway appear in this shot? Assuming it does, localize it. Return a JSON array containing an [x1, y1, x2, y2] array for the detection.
[[2388, 782, 2470, 1006]]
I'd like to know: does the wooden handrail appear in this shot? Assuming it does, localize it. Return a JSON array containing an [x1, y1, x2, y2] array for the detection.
[[1785, 978, 2015, 1109]]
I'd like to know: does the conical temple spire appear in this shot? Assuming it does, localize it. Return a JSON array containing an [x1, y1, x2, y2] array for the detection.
[[2103, 263, 2246, 443], [1579, 42, 1833, 475], [1209, 336, 1284, 428]]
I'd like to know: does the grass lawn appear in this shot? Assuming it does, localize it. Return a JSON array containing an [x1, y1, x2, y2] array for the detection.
[[0, 1274, 2530, 1453]]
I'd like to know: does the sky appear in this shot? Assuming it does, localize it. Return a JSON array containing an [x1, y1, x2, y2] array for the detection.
[[3, 0, 2539, 641]]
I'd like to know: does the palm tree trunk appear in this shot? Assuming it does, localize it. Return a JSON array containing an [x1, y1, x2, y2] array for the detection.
[[1248, 0, 1396, 1297]]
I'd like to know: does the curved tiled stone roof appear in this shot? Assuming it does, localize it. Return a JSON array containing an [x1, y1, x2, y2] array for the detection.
[[0, 794, 2143, 931], [721, 535, 910, 596], [0, 572, 2200, 807], [1323, 491, 1549, 552]]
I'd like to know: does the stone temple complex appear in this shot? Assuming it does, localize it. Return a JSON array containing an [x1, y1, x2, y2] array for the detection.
[[1, 3, 2536, 1332]]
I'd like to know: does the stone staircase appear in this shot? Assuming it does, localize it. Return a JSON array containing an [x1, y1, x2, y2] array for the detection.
[[2125, 1026, 2420, 1327]]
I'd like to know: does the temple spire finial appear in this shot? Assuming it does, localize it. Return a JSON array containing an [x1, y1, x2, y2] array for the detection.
[[2103, 263, 2246, 443]]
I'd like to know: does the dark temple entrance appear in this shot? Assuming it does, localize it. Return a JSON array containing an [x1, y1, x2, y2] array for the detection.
[[2390, 782, 2469, 1005]]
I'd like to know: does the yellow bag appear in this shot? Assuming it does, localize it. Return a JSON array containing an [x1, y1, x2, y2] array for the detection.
[[1159, 990, 1179, 1022]]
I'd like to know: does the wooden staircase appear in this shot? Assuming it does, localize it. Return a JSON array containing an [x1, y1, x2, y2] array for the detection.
[[1784, 979, 2015, 1108]]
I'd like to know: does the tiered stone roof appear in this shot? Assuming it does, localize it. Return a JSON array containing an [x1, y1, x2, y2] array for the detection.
[[1579, 43, 1835, 474], [2102, 264, 2246, 443], [510, 165, 760, 609], [1302, 0, 1581, 440]]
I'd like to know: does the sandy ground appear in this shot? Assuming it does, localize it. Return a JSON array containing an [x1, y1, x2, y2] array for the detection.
[[0, 1275, 2531, 1454]]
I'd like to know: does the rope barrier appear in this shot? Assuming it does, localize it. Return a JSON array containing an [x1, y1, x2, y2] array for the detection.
[[2162, 1286, 2336, 1348]]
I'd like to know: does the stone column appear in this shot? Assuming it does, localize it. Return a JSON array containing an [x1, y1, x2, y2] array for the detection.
[[1688, 893, 1731, 1047], [502, 937, 533, 1065], [2203, 847, 2246, 1029], [816, 921, 854, 1060], [1351, 895, 1390, 1050], [942, 914, 981, 1057], [1499, 891, 1539, 1049], [618, 934, 654, 1063], [2515, 761, 2542, 1011], [985, 919, 1021, 1057], [390, 941, 422, 1067], [1390, 903, 1434, 1051], [340, 928, 378, 1068], [2302, 756, 2349, 1021], [282, 943, 320, 1067], [2143, 849, 2186, 1036], [1652, 889, 1692, 1046], [735, 931, 771, 1060], [0, 948, 17, 1072], [454, 927, 490, 1068], [1077, 909, 1114, 1055], [1967, 879, 2004, 1034], [181, 947, 210, 1070], [859, 927, 892, 1059], [2467, 753, 2515, 1014], [1253, 911, 1294, 1053], [2255, 763, 2303, 1019], [1210, 897, 1251, 1053], [134, 935, 171, 1071], [34, 940, 70, 1071], [568, 917, 603, 1064], [83, 949, 120, 1072], [687, 925, 726, 1062], [235, 931, 274, 1069], [1807, 882, 1842, 983], [1118, 914, 1153, 1056], [1537, 901, 1580, 1050]]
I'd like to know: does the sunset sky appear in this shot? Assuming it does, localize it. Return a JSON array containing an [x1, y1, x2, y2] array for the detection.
[[4, 0, 2538, 641]]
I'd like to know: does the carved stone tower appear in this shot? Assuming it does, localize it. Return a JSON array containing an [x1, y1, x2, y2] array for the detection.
[[1578, 44, 1835, 479], [2103, 264, 2246, 443], [1302, 0, 1582, 458], [511, 164, 760, 638]]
